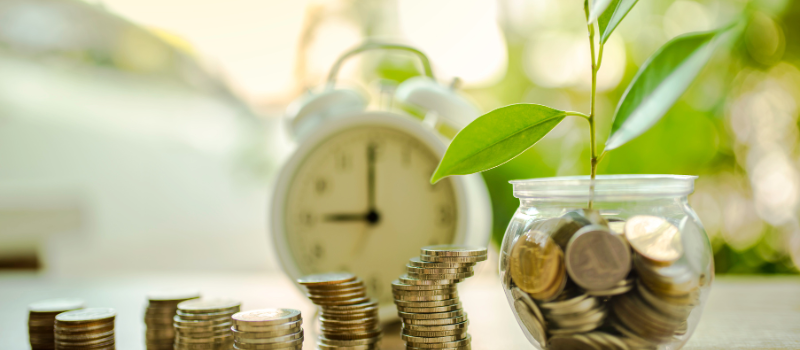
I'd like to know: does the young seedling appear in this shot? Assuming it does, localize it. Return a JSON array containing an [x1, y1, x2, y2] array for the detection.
[[430, 0, 735, 206]]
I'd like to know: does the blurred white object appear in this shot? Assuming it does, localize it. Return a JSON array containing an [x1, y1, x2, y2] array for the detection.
[[0, 0, 281, 273]]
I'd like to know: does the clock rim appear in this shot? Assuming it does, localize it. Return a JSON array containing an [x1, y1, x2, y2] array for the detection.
[[269, 110, 491, 321]]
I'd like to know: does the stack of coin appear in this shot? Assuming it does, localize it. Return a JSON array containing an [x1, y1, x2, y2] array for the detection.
[[392, 244, 488, 350], [28, 298, 85, 350], [174, 298, 241, 350], [144, 289, 200, 350], [231, 309, 304, 350], [298, 272, 382, 349], [505, 211, 703, 349], [54, 308, 116, 350]]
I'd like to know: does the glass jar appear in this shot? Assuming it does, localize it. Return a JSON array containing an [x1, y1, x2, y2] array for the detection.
[[499, 175, 712, 350]]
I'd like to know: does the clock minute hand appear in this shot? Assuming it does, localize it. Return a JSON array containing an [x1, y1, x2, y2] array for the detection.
[[367, 143, 376, 211]]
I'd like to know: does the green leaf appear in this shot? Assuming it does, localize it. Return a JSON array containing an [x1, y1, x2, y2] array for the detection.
[[605, 29, 724, 151], [598, 0, 638, 44], [587, 0, 613, 24], [430, 104, 566, 184]]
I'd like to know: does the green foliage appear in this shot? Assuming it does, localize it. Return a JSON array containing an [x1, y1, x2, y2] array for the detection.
[[587, 0, 613, 25], [597, 0, 639, 44], [605, 29, 722, 150], [430, 104, 567, 184]]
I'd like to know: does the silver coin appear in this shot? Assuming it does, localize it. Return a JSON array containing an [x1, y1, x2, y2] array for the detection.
[[565, 225, 631, 291]]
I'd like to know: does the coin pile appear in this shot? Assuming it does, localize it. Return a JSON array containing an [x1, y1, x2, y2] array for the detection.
[[174, 298, 241, 350], [231, 309, 304, 350], [506, 210, 703, 349], [298, 272, 382, 350], [28, 298, 85, 350], [392, 244, 488, 350], [144, 289, 200, 350], [54, 308, 116, 350]]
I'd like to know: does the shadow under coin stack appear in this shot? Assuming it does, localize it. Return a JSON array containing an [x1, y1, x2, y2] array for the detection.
[[28, 298, 85, 350], [231, 309, 304, 350], [144, 289, 200, 350], [54, 308, 116, 350], [392, 245, 488, 350], [298, 272, 382, 350], [506, 210, 703, 349], [174, 298, 241, 350]]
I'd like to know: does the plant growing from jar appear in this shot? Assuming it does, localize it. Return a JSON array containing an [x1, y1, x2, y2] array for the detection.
[[430, 1, 736, 349]]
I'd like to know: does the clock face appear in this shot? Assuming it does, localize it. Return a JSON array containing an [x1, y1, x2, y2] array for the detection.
[[283, 125, 458, 304]]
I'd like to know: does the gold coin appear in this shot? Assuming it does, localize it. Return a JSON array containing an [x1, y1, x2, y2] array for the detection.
[[408, 257, 476, 269], [405, 271, 474, 280], [55, 308, 116, 323], [232, 309, 301, 326], [297, 272, 357, 286], [510, 230, 564, 295], [624, 215, 683, 264], [421, 245, 487, 257], [177, 298, 241, 314], [514, 299, 546, 347], [29, 298, 85, 313], [402, 315, 467, 326], [420, 255, 487, 263]]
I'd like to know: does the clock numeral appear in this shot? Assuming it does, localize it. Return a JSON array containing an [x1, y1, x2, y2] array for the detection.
[[366, 274, 381, 296], [312, 244, 325, 260], [299, 211, 316, 227], [402, 143, 412, 167], [439, 204, 454, 226], [336, 151, 351, 171], [316, 178, 328, 195]]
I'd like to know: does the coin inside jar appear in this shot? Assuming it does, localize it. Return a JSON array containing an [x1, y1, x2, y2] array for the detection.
[[510, 230, 564, 296], [625, 215, 683, 264], [565, 225, 632, 291]]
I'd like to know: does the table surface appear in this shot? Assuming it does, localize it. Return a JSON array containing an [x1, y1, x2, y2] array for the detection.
[[1, 268, 799, 350]]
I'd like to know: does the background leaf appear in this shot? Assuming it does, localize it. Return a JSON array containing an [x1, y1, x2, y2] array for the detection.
[[430, 104, 566, 183], [587, 0, 613, 24], [605, 29, 722, 151], [598, 0, 639, 44]]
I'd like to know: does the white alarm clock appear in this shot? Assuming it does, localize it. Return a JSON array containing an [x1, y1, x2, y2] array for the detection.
[[270, 43, 491, 320]]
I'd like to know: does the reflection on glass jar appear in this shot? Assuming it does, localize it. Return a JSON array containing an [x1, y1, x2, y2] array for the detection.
[[499, 175, 713, 350]]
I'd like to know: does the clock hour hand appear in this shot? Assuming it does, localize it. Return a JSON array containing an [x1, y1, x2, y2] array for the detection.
[[324, 213, 369, 222], [324, 211, 381, 224]]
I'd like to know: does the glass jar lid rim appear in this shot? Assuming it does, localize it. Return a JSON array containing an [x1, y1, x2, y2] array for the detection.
[[510, 174, 697, 198]]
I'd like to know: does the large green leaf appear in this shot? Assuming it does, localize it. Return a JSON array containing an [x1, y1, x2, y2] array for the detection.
[[605, 29, 722, 151], [587, 0, 613, 25], [430, 104, 566, 184], [598, 0, 638, 44]]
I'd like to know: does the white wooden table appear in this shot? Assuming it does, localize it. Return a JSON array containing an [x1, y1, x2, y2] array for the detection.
[[1, 270, 798, 349]]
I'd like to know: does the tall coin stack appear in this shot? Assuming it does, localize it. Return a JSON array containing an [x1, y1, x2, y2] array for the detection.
[[231, 309, 304, 350], [54, 308, 116, 350], [28, 298, 85, 350], [506, 210, 703, 349], [174, 298, 241, 350], [392, 244, 488, 350], [298, 272, 382, 350], [144, 289, 200, 350]]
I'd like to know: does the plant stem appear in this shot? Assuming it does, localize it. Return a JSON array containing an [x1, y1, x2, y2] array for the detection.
[[584, 0, 603, 209]]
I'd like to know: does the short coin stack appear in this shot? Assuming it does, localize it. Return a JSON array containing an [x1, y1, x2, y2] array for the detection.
[[144, 289, 200, 350], [231, 309, 304, 350], [54, 308, 116, 350], [506, 210, 704, 349], [392, 244, 488, 350], [298, 272, 382, 350], [28, 298, 85, 350], [174, 298, 241, 350]]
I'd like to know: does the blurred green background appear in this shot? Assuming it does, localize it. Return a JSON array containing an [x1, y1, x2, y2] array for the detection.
[[0, 0, 797, 275], [368, 0, 800, 275]]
